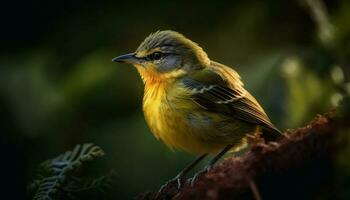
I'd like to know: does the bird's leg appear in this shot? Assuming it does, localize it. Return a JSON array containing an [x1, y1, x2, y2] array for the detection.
[[157, 153, 207, 194], [190, 144, 233, 186]]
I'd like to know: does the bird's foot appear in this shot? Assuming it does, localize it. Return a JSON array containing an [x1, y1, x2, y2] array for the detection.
[[157, 172, 184, 197], [189, 166, 211, 187]]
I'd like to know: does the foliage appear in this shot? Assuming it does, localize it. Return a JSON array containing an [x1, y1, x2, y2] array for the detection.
[[28, 143, 114, 200]]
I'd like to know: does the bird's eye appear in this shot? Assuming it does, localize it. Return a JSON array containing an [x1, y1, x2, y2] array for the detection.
[[149, 52, 164, 60]]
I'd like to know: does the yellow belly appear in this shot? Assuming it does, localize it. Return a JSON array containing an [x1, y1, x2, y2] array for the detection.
[[142, 82, 227, 154], [143, 103, 223, 153], [142, 79, 255, 154]]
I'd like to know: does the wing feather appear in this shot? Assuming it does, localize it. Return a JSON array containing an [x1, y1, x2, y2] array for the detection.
[[182, 63, 281, 139]]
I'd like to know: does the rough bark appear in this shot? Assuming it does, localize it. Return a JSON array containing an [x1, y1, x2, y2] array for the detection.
[[137, 110, 347, 200]]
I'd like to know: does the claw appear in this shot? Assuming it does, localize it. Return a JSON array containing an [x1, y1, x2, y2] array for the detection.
[[190, 167, 209, 186], [156, 173, 184, 198]]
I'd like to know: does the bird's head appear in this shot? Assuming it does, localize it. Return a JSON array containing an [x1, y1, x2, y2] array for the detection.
[[112, 30, 210, 83]]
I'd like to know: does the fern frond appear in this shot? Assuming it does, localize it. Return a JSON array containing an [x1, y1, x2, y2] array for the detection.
[[64, 170, 116, 193], [40, 143, 104, 174], [30, 143, 105, 200]]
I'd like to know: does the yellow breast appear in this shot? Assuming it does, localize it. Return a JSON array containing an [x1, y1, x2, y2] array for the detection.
[[142, 80, 224, 154]]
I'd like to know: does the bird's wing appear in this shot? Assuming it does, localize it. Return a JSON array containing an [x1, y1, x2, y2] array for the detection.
[[182, 65, 281, 139]]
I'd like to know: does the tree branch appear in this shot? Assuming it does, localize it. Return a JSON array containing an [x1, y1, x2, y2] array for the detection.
[[138, 109, 347, 200]]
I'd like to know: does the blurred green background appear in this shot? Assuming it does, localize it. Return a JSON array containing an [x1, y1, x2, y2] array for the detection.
[[1, 0, 349, 199]]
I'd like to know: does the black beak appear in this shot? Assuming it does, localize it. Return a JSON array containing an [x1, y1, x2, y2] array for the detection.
[[112, 53, 140, 64]]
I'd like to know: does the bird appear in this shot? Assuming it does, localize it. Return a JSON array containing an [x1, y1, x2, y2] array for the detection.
[[112, 30, 281, 191]]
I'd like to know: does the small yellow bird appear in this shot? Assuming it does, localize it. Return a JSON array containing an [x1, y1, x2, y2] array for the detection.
[[112, 30, 281, 189]]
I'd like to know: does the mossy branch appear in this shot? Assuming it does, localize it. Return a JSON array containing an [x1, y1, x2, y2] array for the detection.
[[138, 108, 348, 200]]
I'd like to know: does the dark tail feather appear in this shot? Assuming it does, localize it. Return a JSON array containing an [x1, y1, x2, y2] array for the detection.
[[261, 125, 282, 141]]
